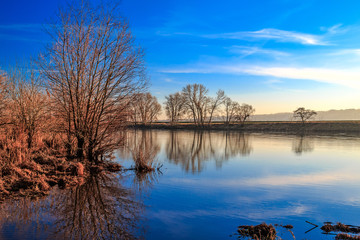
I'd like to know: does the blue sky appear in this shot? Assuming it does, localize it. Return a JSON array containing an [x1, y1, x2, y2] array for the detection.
[[1, 0, 360, 114]]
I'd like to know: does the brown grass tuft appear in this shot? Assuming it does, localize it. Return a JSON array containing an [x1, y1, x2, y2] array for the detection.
[[238, 223, 277, 240], [336, 233, 360, 240], [321, 222, 360, 234], [133, 150, 155, 173]]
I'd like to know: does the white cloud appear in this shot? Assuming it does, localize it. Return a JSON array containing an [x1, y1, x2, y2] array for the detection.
[[263, 79, 283, 84], [160, 67, 213, 74], [243, 66, 360, 89], [329, 48, 360, 56], [160, 65, 360, 89], [203, 28, 327, 45], [320, 24, 346, 34], [228, 46, 290, 58]]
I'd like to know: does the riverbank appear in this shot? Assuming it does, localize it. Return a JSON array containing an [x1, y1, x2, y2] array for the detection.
[[131, 121, 360, 135]]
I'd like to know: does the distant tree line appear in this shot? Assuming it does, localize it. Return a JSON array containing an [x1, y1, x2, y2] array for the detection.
[[164, 83, 255, 126]]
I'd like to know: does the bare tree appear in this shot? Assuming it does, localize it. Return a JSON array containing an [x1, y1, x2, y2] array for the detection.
[[6, 67, 48, 148], [235, 104, 255, 126], [207, 89, 225, 124], [39, 1, 146, 161], [182, 84, 210, 126], [223, 97, 239, 125], [293, 107, 317, 124], [130, 93, 161, 124], [147, 96, 162, 124], [164, 92, 186, 124]]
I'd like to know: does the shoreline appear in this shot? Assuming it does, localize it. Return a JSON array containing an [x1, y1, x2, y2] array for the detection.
[[130, 121, 360, 135]]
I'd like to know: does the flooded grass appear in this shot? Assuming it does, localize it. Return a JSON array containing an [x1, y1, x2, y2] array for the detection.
[[0, 152, 123, 202], [321, 222, 360, 234], [235, 222, 360, 240], [336, 233, 360, 240], [321, 222, 360, 240], [237, 223, 277, 240]]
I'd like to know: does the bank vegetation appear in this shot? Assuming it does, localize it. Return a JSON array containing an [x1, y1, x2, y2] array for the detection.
[[0, 1, 150, 201]]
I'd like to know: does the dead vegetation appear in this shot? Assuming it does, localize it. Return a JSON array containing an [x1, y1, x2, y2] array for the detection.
[[0, 124, 123, 202], [321, 222, 360, 234], [237, 223, 277, 240], [0, 145, 123, 202], [236, 222, 297, 240], [321, 222, 360, 240], [234, 221, 360, 240], [120, 130, 161, 173], [336, 233, 360, 240]]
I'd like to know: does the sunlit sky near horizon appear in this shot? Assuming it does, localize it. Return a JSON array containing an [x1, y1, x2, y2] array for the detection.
[[1, 0, 360, 114]]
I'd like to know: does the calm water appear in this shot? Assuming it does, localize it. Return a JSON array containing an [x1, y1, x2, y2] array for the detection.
[[1, 129, 360, 239]]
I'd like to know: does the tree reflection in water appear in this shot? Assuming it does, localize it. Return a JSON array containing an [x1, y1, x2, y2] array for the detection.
[[292, 134, 314, 155], [0, 173, 144, 240], [166, 130, 252, 172], [117, 130, 252, 173], [118, 130, 162, 193], [119, 130, 161, 170]]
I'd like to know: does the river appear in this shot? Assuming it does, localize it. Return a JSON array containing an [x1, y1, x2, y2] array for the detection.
[[1, 129, 360, 239]]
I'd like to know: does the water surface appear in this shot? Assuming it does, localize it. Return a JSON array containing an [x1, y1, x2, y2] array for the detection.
[[1, 129, 360, 239]]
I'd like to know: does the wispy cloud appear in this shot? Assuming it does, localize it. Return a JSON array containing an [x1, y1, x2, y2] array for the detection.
[[320, 23, 346, 34], [0, 33, 45, 42], [243, 66, 360, 88], [203, 28, 327, 45], [160, 64, 360, 89], [154, 27, 328, 45], [0, 23, 44, 32], [163, 78, 185, 84], [0, 23, 48, 42], [329, 48, 360, 56], [160, 67, 214, 74], [228, 46, 290, 58], [264, 79, 283, 85]]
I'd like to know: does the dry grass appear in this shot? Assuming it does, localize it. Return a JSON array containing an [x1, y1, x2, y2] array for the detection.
[[133, 150, 155, 172], [0, 127, 123, 202], [321, 223, 360, 234], [321, 222, 360, 240], [336, 233, 360, 240], [237, 223, 277, 240]]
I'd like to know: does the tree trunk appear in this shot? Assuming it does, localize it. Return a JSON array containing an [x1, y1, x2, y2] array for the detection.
[[77, 136, 85, 160]]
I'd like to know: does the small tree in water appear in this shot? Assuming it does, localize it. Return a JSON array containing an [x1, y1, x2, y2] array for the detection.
[[293, 107, 317, 124]]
